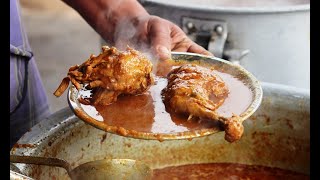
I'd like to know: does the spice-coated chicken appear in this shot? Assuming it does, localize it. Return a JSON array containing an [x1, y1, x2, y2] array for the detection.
[[54, 46, 154, 106], [162, 64, 243, 142]]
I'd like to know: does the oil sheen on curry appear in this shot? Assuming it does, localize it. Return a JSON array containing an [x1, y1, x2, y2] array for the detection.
[[54, 46, 253, 142]]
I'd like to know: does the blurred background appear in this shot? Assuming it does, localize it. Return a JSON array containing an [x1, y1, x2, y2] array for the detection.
[[20, 0, 101, 113]]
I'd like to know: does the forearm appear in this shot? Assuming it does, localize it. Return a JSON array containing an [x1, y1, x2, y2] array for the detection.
[[62, 0, 149, 43]]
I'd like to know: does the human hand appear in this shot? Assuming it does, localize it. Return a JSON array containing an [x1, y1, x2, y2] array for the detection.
[[113, 15, 213, 60], [63, 0, 212, 60]]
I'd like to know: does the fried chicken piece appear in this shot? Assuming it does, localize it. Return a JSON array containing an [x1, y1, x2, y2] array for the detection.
[[54, 46, 154, 106], [162, 64, 243, 142]]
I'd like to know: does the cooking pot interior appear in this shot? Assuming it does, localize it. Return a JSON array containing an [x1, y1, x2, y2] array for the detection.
[[11, 83, 309, 179]]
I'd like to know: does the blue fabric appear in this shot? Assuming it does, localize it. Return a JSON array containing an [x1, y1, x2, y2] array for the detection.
[[10, 0, 22, 47], [10, 0, 51, 147], [10, 44, 33, 58]]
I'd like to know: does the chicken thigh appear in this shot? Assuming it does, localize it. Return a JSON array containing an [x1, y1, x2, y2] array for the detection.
[[162, 64, 243, 142]]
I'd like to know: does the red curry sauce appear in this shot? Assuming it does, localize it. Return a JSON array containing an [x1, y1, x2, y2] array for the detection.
[[152, 163, 309, 180]]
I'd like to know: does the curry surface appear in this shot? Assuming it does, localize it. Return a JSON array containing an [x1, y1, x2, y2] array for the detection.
[[152, 163, 309, 180]]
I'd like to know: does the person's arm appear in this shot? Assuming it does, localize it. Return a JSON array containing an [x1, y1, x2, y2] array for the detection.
[[62, 0, 148, 43], [62, 0, 212, 59]]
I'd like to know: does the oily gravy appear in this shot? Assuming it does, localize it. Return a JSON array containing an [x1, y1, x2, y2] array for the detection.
[[152, 163, 309, 180], [79, 59, 252, 135]]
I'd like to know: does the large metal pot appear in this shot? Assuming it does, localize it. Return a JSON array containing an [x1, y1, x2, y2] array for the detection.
[[138, 0, 310, 89], [10, 82, 310, 179]]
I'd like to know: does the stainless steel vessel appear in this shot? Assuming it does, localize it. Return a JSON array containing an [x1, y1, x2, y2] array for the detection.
[[138, 0, 310, 89], [10, 82, 310, 179]]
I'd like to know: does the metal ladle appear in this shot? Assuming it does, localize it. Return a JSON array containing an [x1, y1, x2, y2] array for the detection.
[[10, 155, 152, 180]]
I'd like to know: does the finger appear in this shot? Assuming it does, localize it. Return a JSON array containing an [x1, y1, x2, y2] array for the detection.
[[171, 37, 214, 56], [148, 18, 172, 60], [188, 42, 214, 56]]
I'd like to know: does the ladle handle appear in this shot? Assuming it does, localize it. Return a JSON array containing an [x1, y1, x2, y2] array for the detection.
[[10, 155, 72, 174]]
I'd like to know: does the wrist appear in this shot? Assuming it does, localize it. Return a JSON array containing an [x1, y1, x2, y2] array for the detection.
[[62, 0, 150, 43]]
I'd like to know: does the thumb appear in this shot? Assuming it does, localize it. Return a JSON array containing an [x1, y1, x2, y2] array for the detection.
[[156, 45, 171, 60], [148, 19, 172, 60]]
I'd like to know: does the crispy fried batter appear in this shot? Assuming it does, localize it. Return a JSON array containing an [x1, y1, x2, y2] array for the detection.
[[53, 77, 70, 97], [162, 64, 243, 142], [54, 46, 154, 106]]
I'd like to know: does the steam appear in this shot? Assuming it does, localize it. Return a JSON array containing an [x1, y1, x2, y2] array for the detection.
[[112, 16, 159, 72], [113, 17, 152, 51], [97, 0, 160, 73]]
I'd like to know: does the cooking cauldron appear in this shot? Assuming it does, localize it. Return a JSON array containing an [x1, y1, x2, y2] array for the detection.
[[138, 0, 310, 89], [10, 82, 310, 179]]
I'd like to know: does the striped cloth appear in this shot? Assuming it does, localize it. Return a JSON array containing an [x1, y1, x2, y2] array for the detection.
[[10, 0, 50, 147]]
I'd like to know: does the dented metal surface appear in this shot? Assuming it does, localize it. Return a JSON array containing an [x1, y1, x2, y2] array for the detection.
[[10, 82, 309, 179]]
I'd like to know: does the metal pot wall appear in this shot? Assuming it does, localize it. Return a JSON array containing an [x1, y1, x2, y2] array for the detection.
[[138, 0, 310, 89], [10, 82, 310, 179]]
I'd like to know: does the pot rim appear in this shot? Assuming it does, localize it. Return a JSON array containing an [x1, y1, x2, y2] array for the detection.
[[261, 82, 310, 95], [139, 0, 310, 14]]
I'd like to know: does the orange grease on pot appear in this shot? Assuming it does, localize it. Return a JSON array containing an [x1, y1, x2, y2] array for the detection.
[[12, 143, 36, 148]]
